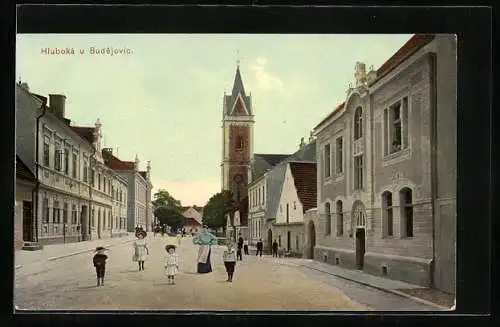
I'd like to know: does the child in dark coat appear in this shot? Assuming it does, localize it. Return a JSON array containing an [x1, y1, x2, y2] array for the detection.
[[93, 246, 108, 286]]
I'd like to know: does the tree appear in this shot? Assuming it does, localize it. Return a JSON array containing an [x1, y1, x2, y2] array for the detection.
[[153, 189, 185, 230], [202, 190, 235, 232]]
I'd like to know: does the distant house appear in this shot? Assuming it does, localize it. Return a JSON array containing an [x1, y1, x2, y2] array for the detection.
[[182, 206, 203, 233]]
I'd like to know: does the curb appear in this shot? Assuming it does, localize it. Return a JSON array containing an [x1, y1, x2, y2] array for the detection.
[[299, 263, 449, 310], [46, 238, 136, 261]]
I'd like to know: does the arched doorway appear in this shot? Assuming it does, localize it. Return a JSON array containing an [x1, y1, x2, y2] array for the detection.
[[308, 220, 316, 259], [352, 201, 366, 269], [267, 229, 273, 252]]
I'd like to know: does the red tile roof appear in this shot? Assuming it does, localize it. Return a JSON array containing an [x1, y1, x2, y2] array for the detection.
[[101, 149, 135, 171], [373, 34, 435, 83], [314, 34, 435, 131], [289, 162, 317, 212], [71, 126, 94, 144]]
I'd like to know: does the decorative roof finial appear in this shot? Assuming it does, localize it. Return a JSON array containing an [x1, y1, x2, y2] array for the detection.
[[236, 49, 241, 67]]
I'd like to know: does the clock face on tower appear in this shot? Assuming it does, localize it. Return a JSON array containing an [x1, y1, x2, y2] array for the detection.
[[234, 174, 243, 183]]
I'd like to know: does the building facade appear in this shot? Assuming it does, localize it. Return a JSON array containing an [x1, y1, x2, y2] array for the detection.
[[310, 34, 456, 294], [110, 169, 128, 237], [102, 150, 152, 232], [248, 174, 267, 246], [273, 162, 316, 257], [182, 206, 203, 233], [15, 156, 37, 249]]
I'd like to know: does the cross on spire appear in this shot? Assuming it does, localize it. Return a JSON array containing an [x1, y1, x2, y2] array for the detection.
[[236, 50, 242, 67]]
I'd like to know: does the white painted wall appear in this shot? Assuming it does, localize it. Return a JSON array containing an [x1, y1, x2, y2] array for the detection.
[[276, 163, 304, 224]]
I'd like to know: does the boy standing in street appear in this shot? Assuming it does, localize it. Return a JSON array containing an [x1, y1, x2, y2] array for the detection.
[[223, 242, 237, 282], [93, 246, 108, 286]]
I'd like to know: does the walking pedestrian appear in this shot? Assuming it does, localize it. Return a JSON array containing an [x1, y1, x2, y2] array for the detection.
[[223, 242, 237, 282], [164, 245, 179, 285], [272, 240, 278, 257], [176, 230, 182, 245], [256, 238, 263, 257], [93, 246, 108, 286], [133, 230, 149, 271], [237, 233, 243, 260], [243, 238, 249, 255]]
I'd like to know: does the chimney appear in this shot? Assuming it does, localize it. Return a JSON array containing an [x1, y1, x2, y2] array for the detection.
[[49, 94, 66, 118], [134, 154, 140, 171], [354, 62, 367, 87], [103, 148, 113, 154], [146, 160, 151, 179], [366, 65, 378, 85]]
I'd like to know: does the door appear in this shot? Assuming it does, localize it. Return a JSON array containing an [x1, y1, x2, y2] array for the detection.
[[287, 231, 291, 251], [308, 221, 316, 259], [22, 201, 33, 242], [267, 229, 273, 252], [355, 228, 366, 269]]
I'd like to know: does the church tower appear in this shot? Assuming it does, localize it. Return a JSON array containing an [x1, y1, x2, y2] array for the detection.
[[221, 63, 254, 203]]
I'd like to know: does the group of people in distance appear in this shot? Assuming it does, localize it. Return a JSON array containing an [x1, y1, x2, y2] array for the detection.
[[91, 227, 284, 287]]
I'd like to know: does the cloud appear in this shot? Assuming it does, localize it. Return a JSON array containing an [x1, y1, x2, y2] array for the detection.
[[249, 57, 284, 91], [153, 179, 220, 207]]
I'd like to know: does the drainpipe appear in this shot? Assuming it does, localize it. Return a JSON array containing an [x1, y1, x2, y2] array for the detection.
[[86, 146, 96, 241], [34, 98, 48, 243], [429, 52, 438, 288]]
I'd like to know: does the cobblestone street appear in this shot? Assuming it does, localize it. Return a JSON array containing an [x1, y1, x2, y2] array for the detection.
[[14, 236, 435, 311]]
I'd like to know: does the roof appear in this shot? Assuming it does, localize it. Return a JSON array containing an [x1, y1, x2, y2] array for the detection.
[[251, 153, 291, 181], [224, 66, 252, 116], [289, 162, 317, 212], [71, 126, 94, 144], [139, 171, 147, 179], [181, 206, 204, 213], [373, 34, 435, 84], [314, 34, 435, 131], [101, 149, 135, 171], [265, 140, 317, 218], [16, 155, 37, 183]]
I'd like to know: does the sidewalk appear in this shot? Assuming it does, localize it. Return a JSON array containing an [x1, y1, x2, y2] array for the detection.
[[295, 258, 452, 310], [244, 249, 452, 310], [15, 234, 136, 269]]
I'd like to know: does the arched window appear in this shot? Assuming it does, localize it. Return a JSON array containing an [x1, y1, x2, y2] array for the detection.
[[399, 188, 413, 238], [336, 200, 343, 236], [354, 106, 363, 139], [382, 191, 393, 237], [235, 135, 244, 151], [325, 202, 331, 235]]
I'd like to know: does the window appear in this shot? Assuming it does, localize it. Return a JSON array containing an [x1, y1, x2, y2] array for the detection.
[[262, 186, 265, 205], [53, 200, 60, 223], [286, 203, 289, 223], [354, 155, 363, 190], [324, 144, 331, 178], [42, 198, 49, 223], [336, 137, 343, 174], [385, 97, 409, 155], [258, 188, 260, 206], [98, 173, 101, 190], [235, 135, 244, 151], [72, 153, 78, 178], [63, 202, 68, 224], [103, 177, 106, 193], [336, 200, 343, 236], [325, 202, 331, 235], [43, 140, 50, 167], [400, 188, 413, 237], [295, 234, 299, 252], [83, 160, 88, 182], [91, 209, 95, 227], [54, 143, 61, 171], [92, 170, 96, 187], [382, 191, 393, 237], [72, 204, 77, 225], [64, 148, 70, 174], [293, 201, 296, 210], [354, 107, 363, 139]]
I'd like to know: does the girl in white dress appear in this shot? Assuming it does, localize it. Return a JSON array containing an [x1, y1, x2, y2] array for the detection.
[[133, 231, 149, 271], [164, 244, 179, 284]]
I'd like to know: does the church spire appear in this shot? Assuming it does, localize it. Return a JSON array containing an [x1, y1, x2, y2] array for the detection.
[[231, 64, 246, 98]]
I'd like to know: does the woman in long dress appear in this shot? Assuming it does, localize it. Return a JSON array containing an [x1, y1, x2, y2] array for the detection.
[[192, 227, 218, 274], [133, 230, 149, 271]]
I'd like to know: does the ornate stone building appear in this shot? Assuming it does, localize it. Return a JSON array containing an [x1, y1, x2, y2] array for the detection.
[[308, 34, 456, 294]]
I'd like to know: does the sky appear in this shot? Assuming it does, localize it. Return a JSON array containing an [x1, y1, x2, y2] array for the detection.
[[16, 34, 412, 206]]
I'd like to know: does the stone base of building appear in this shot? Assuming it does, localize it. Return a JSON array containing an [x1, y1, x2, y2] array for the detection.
[[21, 241, 44, 251], [37, 235, 84, 245], [312, 246, 432, 288], [272, 223, 305, 255], [364, 252, 432, 287]]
